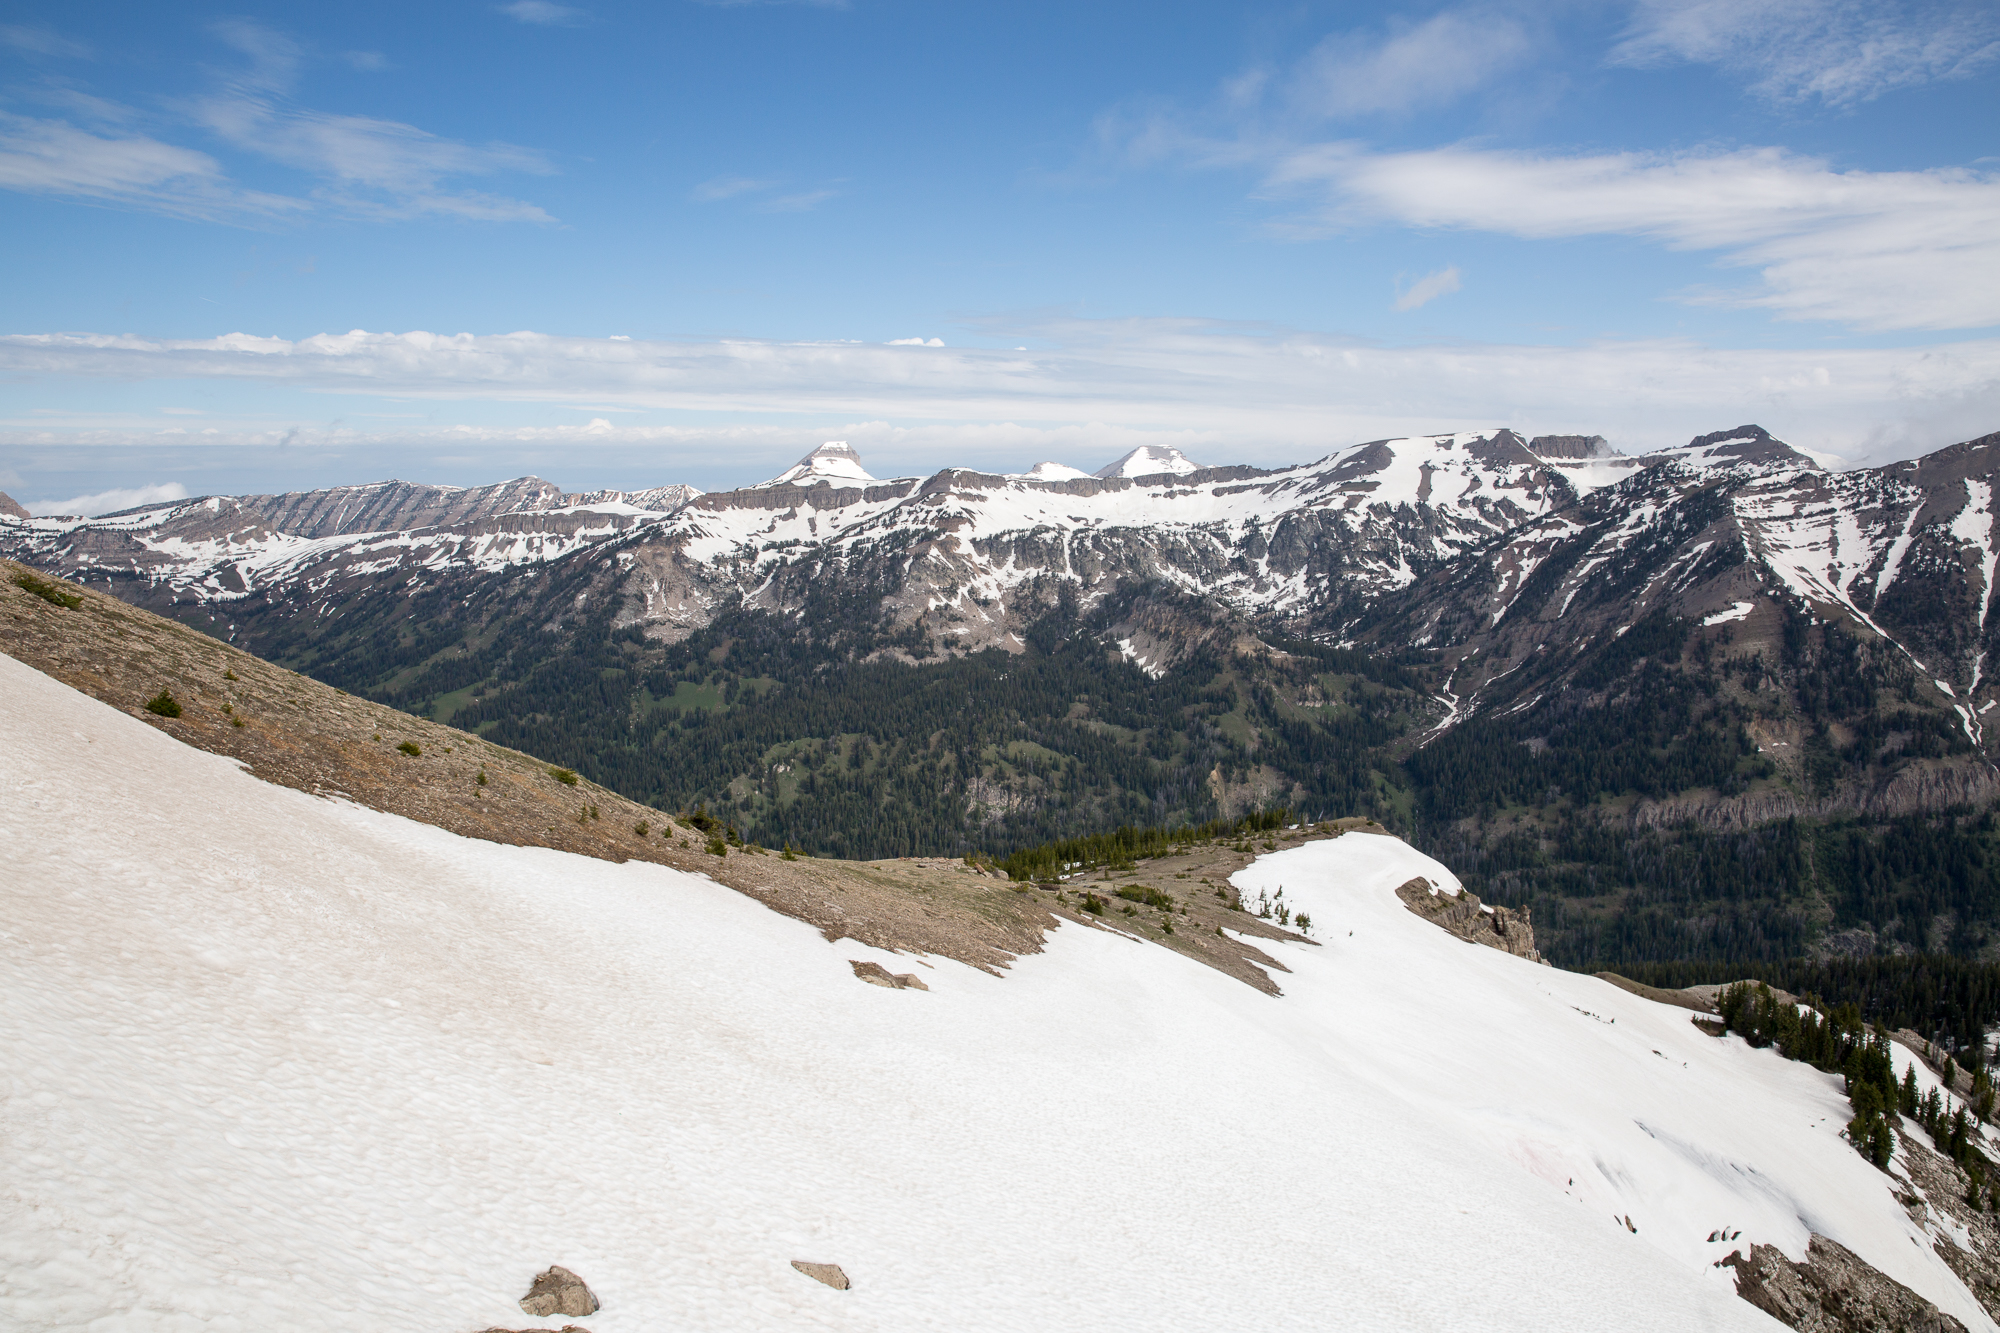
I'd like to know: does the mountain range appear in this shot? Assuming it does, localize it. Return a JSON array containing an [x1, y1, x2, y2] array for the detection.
[[8, 424, 2000, 970]]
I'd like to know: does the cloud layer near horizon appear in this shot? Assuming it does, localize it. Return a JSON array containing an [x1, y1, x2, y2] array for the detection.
[[4, 323, 1998, 470]]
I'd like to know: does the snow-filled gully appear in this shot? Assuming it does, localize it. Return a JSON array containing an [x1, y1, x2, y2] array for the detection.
[[2, 651, 1991, 1332]]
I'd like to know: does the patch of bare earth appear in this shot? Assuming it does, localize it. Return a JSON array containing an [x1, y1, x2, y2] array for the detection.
[[3, 559, 1322, 989]]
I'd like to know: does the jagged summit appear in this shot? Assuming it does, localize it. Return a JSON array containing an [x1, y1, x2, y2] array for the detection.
[[755, 441, 876, 489], [1093, 444, 1203, 479], [1016, 461, 1092, 482]]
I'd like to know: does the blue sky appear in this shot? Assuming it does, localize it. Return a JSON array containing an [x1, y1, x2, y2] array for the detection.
[[1, 0, 1997, 510]]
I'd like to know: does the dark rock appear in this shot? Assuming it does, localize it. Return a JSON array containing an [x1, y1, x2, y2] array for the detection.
[[520, 1265, 598, 1318], [1724, 1233, 1968, 1331], [792, 1260, 850, 1290], [851, 959, 929, 990]]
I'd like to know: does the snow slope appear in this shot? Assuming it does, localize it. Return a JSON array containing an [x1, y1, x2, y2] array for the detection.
[[2, 650, 1986, 1331]]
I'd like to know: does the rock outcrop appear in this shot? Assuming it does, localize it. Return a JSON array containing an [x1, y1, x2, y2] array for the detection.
[[520, 1266, 598, 1318], [850, 960, 929, 990], [1394, 878, 1543, 962], [1723, 1233, 1968, 1332]]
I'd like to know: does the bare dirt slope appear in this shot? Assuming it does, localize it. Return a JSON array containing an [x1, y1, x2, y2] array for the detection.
[[3, 558, 1320, 989]]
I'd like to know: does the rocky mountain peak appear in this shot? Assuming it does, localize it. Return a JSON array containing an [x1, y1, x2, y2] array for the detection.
[[1661, 424, 1821, 472], [755, 441, 876, 489]]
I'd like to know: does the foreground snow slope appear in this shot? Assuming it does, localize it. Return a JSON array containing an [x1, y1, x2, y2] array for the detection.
[[0, 650, 1982, 1331]]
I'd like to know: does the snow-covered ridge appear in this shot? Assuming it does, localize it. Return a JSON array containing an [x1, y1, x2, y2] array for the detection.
[[6, 651, 1990, 1331]]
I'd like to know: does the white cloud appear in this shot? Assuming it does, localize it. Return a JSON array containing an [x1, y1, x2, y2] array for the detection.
[[1394, 265, 1461, 311], [500, 1, 586, 24], [1614, 0, 2000, 104], [1292, 10, 1534, 118], [888, 337, 945, 346], [1268, 143, 2000, 331], [2, 321, 1996, 466], [26, 482, 188, 518]]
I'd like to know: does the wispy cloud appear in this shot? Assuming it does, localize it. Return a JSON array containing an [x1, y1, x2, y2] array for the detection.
[[690, 176, 838, 211], [499, 1, 587, 25], [1614, 0, 2000, 104], [3, 321, 1995, 465], [692, 175, 774, 201], [1267, 143, 2000, 330], [761, 187, 837, 212], [0, 23, 91, 59], [689, 0, 849, 9], [192, 19, 556, 220], [0, 113, 303, 219], [1394, 266, 1462, 311], [0, 20, 556, 224], [27, 481, 188, 518], [1289, 10, 1535, 118]]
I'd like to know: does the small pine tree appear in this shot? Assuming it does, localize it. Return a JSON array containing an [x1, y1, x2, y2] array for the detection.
[[1846, 1081, 1893, 1169], [143, 689, 182, 718]]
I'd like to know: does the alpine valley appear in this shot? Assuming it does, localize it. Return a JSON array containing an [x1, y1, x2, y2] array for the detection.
[[10, 424, 2000, 974]]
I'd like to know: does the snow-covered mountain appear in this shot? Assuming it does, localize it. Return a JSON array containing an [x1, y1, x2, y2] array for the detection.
[[1376, 425, 2000, 768], [1093, 443, 1204, 478], [8, 422, 2000, 772], [0, 475, 699, 610], [7, 647, 1996, 1332], [752, 440, 876, 489], [0, 428, 1614, 650]]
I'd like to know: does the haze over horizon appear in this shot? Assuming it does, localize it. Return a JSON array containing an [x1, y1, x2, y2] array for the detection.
[[2, 0, 1996, 513]]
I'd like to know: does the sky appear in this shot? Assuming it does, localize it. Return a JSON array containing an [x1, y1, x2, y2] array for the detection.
[[1, 0, 1996, 511]]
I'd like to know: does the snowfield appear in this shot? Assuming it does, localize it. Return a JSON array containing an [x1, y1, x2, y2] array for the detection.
[[2, 650, 1990, 1331]]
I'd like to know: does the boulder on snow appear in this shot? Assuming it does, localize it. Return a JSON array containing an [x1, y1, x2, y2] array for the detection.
[[792, 1260, 851, 1290], [850, 959, 928, 991], [519, 1265, 598, 1318]]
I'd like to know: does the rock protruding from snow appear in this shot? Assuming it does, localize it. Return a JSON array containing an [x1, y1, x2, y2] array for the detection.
[[1016, 461, 1092, 481], [791, 1261, 851, 1290], [520, 1266, 599, 1318], [1093, 445, 1202, 479], [1724, 1236, 1969, 1333], [1651, 424, 1821, 473], [1394, 876, 1543, 963], [755, 442, 876, 489], [0, 491, 28, 520], [850, 959, 929, 991], [1529, 434, 1615, 460]]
